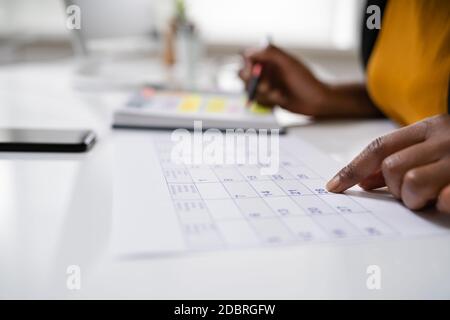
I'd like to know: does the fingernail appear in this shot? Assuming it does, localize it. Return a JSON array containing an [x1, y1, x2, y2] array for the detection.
[[326, 176, 340, 192]]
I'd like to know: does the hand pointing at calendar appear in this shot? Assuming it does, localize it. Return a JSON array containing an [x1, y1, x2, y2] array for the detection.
[[326, 115, 450, 214]]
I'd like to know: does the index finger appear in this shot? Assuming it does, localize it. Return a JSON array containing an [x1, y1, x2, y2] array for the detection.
[[326, 120, 430, 193]]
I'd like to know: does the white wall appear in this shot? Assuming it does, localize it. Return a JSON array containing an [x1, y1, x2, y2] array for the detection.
[[187, 0, 362, 50], [0, 0, 363, 50], [0, 0, 67, 36]]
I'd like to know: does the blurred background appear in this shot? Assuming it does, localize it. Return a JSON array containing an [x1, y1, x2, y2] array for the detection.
[[0, 0, 365, 91]]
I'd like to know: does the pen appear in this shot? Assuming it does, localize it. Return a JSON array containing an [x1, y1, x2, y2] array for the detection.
[[246, 36, 272, 107], [246, 63, 263, 107]]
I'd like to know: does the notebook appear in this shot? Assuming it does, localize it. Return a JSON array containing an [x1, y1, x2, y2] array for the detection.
[[113, 87, 282, 131]]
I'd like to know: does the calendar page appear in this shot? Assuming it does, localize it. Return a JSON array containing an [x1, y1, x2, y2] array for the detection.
[[111, 130, 450, 256]]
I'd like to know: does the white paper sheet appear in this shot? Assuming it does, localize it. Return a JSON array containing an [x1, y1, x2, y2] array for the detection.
[[111, 130, 450, 257]]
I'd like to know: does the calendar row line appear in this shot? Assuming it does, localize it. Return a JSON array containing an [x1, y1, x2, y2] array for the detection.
[[167, 181, 368, 214], [173, 200, 396, 248], [162, 164, 322, 182]]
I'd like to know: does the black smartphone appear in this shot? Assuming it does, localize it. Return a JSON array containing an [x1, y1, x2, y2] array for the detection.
[[0, 128, 96, 153]]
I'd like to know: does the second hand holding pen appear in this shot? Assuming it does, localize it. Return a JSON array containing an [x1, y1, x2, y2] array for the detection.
[[246, 36, 272, 107], [246, 63, 263, 107]]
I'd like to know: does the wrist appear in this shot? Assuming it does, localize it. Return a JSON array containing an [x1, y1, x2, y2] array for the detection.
[[311, 83, 335, 117], [313, 84, 380, 118]]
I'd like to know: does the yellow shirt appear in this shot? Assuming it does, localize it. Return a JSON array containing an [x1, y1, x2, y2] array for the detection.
[[367, 0, 450, 125]]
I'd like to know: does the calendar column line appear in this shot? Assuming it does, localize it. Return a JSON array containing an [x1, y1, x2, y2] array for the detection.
[[153, 142, 193, 249], [269, 174, 333, 239], [184, 167, 229, 247], [281, 142, 399, 235], [208, 165, 263, 245], [236, 168, 299, 242], [282, 146, 327, 180], [336, 195, 401, 235]]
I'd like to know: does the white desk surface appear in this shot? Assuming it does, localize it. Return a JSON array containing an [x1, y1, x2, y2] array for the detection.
[[1, 60, 449, 299]]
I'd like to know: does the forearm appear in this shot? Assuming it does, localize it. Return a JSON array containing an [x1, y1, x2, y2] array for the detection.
[[315, 84, 383, 118]]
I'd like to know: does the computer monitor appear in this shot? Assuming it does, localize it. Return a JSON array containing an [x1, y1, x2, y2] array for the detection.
[[64, 0, 157, 55]]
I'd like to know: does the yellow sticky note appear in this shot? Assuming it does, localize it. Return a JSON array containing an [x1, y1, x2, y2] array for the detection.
[[250, 103, 272, 114], [206, 98, 226, 113], [178, 95, 201, 113]]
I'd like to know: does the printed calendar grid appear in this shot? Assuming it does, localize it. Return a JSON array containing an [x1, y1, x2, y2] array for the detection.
[[153, 139, 399, 250]]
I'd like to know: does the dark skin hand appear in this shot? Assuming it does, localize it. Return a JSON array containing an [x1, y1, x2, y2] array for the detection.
[[239, 45, 382, 118], [239, 45, 450, 214], [326, 115, 450, 214]]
